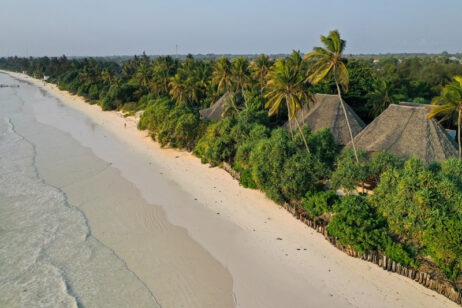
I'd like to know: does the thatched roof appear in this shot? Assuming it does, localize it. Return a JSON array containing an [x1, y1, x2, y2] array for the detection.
[[285, 94, 366, 145], [349, 104, 458, 163], [199, 92, 231, 120]]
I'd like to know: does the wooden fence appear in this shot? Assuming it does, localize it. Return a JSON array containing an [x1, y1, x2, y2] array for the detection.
[[221, 163, 462, 305]]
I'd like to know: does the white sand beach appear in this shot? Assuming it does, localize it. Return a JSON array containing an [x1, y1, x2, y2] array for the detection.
[[3, 70, 458, 308]]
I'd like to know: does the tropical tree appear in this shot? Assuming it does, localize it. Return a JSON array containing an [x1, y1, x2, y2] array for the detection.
[[265, 58, 311, 152], [212, 57, 233, 93], [101, 69, 114, 86], [366, 78, 402, 118], [304, 30, 359, 162], [428, 75, 462, 159], [221, 93, 242, 118], [231, 57, 251, 101], [250, 54, 273, 95], [169, 73, 187, 104], [152, 56, 177, 95], [135, 61, 152, 90]]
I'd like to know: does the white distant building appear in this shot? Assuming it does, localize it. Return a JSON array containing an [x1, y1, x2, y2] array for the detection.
[[43, 75, 49, 81], [373, 59, 380, 64]]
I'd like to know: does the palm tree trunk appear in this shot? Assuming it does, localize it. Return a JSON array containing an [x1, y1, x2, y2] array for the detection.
[[458, 109, 461, 160], [286, 95, 310, 153], [335, 76, 359, 163], [286, 99, 294, 139], [260, 72, 263, 96], [294, 114, 311, 153], [241, 84, 247, 104]]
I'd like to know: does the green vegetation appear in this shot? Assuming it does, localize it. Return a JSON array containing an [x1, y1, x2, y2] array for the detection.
[[1, 31, 461, 284], [428, 75, 462, 159]]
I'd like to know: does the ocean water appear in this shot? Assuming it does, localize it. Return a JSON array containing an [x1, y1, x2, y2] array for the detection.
[[0, 73, 161, 307]]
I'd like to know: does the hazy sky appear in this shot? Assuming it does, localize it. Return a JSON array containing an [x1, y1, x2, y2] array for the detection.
[[1, 0, 461, 57]]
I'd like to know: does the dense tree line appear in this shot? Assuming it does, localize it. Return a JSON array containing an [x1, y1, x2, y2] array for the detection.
[[1, 31, 461, 285]]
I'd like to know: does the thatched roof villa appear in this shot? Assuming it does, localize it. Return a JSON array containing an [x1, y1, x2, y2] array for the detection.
[[349, 103, 458, 163], [199, 92, 231, 120], [285, 94, 366, 145]]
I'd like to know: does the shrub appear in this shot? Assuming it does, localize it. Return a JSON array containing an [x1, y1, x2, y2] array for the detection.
[[368, 151, 403, 182], [370, 157, 462, 278], [88, 84, 100, 100], [194, 110, 270, 165], [280, 151, 322, 200], [301, 190, 339, 219], [101, 97, 117, 111], [327, 195, 389, 254], [249, 129, 294, 203], [330, 148, 369, 191]]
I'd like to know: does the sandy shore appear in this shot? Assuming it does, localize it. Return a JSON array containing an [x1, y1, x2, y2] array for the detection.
[[4, 70, 458, 308]]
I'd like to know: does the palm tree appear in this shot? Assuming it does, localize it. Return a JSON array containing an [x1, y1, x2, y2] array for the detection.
[[211, 57, 232, 93], [366, 78, 402, 118], [304, 30, 359, 162], [222, 93, 242, 118], [135, 61, 152, 90], [169, 73, 187, 104], [152, 56, 177, 95], [250, 54, 273, 95], [231, 57, 251, 101], [265, 59, 311, 153], [101, 69, 113, 85], [428, 75, 462, 159]]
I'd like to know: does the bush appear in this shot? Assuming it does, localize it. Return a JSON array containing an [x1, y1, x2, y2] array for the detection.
[[305, 127, 339, 175], [440, 158, 462, 191], [280, 151, 322, 200], [139, 99, 205, 150], [194, 110, 270, 165], [384, 240, 418, 268], [368, 151, 403, 182], [101, 97, 117, 111], [138, 98, 172, 131], [249, 129, 294, 202], [88, 84, 100, 100], [327, 195, 389, 253], [370, 157, 462, 278], [423, 216, 462, 280], [301, 190, 339, 220], [331, 148, 369, 191]]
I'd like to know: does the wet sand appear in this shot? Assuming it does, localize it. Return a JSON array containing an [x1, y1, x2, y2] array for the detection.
[[0, 72, 234, 308], [3, 70, 459, 308]]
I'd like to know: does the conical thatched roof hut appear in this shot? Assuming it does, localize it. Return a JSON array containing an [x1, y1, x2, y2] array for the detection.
[[285, 94, 366, 145], [349, 103, 458, 163], [199, 92, 231, 120]]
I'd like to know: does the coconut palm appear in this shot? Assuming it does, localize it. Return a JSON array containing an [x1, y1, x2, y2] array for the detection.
[[288, 50, 305, 76], [366, 78, 402, 118], [135, 61, 152, 90], [265, 59, 311, 153], [428, 75, 462, 159], [101, 69, 113, 85], [304, 30, 359, 162], [211, 57, 232, 93], [169, 73, 187, 104], [250, 54, 273, 95], [221, 93, 242, 118], [152, 56, 177, 95], [231, 57, 251, 101]]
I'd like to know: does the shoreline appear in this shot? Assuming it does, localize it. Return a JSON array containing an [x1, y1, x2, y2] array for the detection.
[[4, 70, 459, 307]]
